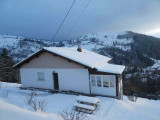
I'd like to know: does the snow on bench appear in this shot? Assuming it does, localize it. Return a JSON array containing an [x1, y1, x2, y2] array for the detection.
[[75, 96, 100, 104], [74, 103, 95, 111], [74, 96, 100, 114]]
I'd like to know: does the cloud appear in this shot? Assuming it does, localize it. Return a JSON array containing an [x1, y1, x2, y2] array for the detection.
[[0, 0, 160, 40]]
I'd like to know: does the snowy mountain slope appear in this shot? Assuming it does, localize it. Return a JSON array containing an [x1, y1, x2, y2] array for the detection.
[[0, 34, 52, 62], [0, 82, 160, 120], [0, 34, 21, 48], [0, 31, 133, 62], [1, 31, 160, 69], [77, 31, 133, 51]]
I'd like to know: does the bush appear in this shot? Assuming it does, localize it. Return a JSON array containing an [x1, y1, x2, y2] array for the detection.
[[59, 109, 88, 120]]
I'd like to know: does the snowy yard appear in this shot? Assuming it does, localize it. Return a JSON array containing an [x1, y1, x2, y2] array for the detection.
[[0, 82, 160, 120]]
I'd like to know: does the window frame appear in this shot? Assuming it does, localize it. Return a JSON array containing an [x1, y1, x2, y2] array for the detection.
[[103, 76, 109, 88], [110, 76, 115, 87], [97, 76, 101, 87], [90, 75, 115, 88], [91, 75, 96, 86], [37, 72, 45, 81]]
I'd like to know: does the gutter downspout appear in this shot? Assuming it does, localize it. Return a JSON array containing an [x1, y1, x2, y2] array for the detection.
[[88, 69, 91, 95]]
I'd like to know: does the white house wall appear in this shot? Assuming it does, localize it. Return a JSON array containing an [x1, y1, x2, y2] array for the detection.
[[20, 68, 90, 94]]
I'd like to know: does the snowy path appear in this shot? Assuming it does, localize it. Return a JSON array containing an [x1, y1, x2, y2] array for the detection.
[[0, 82, 160, 120]]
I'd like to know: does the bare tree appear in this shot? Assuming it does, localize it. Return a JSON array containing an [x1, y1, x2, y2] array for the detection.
[[30, 100, 37, 112], [26, 91, 36, 105], [26, 92, 47, 112], [29, 99, 47, 112], [38, 100, 47, 112], [59, 109, 87, 120]]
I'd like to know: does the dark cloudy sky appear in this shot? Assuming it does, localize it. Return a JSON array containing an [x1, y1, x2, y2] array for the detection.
[[0, 0, 160, 41]]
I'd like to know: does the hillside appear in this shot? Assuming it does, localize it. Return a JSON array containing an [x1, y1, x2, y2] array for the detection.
[[0, 31, 134, 62], [1, 31, 160, 65], [0, 31, 160, 96]]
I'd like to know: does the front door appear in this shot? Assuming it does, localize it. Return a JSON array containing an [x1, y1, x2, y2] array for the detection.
[[53, 73, 59, 90]]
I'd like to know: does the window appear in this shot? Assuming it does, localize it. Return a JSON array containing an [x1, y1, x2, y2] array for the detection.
[[91, 76, 96, 86], [103, 76, 109, 87], [97, 76, 101, 87], [110, 77, 115, 87], [37, 72, 45, 81]]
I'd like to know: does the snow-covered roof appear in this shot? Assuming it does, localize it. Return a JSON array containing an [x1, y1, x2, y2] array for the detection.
[[95, 63, 125, 74], [14, 47, 125, 74], [43, 47, 111, 68]]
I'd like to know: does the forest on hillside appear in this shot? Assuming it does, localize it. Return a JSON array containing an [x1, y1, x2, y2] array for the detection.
[[98, 32, 160, 98], [0, 48, 19, 83]]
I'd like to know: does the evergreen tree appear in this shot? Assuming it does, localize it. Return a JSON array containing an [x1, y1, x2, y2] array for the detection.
[[0, 48, 18, 83]]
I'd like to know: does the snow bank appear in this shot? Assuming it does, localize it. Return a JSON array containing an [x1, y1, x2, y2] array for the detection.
[[0, 82, 21, 88], [0, 99, 58, 120], [0, 82, 160, 120]]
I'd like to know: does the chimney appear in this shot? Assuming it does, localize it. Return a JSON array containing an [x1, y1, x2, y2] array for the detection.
[[77, 43, 82, 52]]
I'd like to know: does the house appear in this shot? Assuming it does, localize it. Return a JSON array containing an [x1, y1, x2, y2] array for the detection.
[[14, 46, 125, 100]]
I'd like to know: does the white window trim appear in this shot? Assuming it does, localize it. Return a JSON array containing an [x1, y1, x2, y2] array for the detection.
[[110, 76, 115, 87], [103, 76, 109, 88], [90, 75, 115, 88], [37, 72, 45, 81], [96, 76, 102, 87], [91, 75, 96, 86]]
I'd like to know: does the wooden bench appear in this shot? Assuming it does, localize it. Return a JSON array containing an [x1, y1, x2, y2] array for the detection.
[[76, 96, 99, 105], [74, 96, 100, 114], [74, 103, 95, 114]]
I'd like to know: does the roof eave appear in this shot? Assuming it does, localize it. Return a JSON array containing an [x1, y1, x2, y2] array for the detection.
[[89, 66, 125, 75], [13, 49, 44, 68]]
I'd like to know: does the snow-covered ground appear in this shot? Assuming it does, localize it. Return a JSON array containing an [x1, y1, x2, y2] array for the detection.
[[0, 82, 160, 120]]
